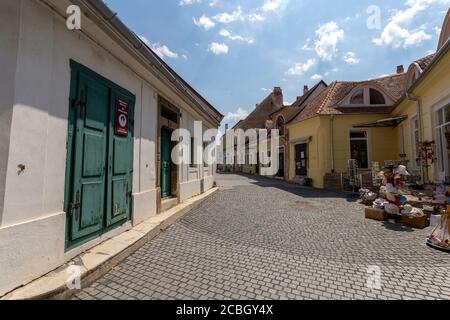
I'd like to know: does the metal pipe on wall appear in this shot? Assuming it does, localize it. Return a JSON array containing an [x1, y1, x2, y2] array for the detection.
[[330, 115, 335, 173]]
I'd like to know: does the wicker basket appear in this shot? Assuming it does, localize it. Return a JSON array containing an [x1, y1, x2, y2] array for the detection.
[[365, 208, 388, 221], [402, 215, 429, 229]]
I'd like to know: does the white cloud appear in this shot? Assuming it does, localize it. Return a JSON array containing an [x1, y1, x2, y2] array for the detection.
[[261, 87, 269, 91], [373, 0, 449, 48], [286, 59, 316, 76], [223, 107, 249, 122], [193, 15, 216, 30], [151, 44, 179, 59], [179, 0, 201, 6], [208, 42, 229, 55], [212, 6, 267, 24], [324, 68, 338, 76], [343, 51, 360, 64], [434, 26, 442, 35], [301, 38, 314, 51], [209, 0, 219, 7], [139, 36, 179, 60], [314, 21, 345, 61], [247, 13, 265, 22], [181, 54, 188, 60], [262, 0, 284, 12], [311, 74, 323, 81], [213, 7, 243, 24], [219, 29, 254, 44]]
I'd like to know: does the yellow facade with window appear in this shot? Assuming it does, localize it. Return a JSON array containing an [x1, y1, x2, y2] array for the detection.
[[287, 115, 399, 188], [392, 46, 450, 183]]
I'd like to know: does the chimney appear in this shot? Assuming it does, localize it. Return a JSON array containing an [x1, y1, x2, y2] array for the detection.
[[273, 87, 282, 95], [396, 65, 404, 74], [303, 85, 309, 95], [225, 124, 229, 132], [272, 87, 283, 107]]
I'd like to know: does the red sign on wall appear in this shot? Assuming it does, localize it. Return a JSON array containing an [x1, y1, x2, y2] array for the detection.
[[115, 99, 129, 136]]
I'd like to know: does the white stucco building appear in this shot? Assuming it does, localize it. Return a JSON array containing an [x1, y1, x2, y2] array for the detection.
[[0, 0, 223, 296]]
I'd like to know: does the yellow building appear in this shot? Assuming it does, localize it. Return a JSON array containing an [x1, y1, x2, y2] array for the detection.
[[286, 74, 406, 189], [286, 9, 450, 189], [391, 10, 450, 184]]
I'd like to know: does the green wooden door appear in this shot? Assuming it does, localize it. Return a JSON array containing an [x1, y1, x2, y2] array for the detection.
[[106, 91, 134, 227], [161, 128, 172, 198], [66, 61, 135, 246], [70, 73, 109, 240]]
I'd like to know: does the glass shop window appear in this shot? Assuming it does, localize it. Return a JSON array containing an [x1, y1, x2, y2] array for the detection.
[[435, 104, 450, 179], [350, 131, 369, 169]]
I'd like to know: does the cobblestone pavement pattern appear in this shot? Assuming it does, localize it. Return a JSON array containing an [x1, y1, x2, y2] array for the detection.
[[74, 174, 450, 300]]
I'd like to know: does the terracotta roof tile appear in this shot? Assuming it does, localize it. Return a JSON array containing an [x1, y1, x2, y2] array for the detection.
[[414, 53, 436, 71], [291, 73, 406, 123], [290, 81, 327, 108], [235, 92, 283, 130], [271, 107, 303, 123]]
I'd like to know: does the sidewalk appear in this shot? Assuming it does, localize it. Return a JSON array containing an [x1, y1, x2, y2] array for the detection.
[[1, 188, 218, 300]]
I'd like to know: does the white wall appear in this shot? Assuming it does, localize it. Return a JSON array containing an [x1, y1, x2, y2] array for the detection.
[[0, 0, 21, 226], [0, 0, 218, 296], [0, 0, 158, 295]]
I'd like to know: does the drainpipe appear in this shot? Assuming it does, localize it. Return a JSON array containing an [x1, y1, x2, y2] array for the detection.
[[330, 115, 335, 173], [406, 93, 425, 184]]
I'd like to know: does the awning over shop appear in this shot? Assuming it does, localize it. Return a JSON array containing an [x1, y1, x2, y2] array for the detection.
[[353, 116, 408, 128]]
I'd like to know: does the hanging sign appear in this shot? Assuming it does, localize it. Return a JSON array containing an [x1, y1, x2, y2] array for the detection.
[[115, 98, 129, 136]]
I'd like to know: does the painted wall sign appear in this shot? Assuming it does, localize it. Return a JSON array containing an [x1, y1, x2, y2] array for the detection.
[[115, 99, 129, 136]]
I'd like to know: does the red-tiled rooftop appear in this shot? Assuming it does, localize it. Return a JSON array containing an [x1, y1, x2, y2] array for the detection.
[[290, 73, 406, 123]]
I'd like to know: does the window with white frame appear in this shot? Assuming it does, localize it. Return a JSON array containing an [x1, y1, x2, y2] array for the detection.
[[350, 131, 369, 169], [435, 104, 450, 179]]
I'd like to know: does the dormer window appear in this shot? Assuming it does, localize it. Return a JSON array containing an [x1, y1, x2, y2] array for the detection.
[[349, 87, 387, 106], [369, 89, 386, 105], [350, 89, 364, 104]]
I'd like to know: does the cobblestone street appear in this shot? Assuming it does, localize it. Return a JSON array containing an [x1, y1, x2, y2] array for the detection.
[[74, 174, 450, 300]]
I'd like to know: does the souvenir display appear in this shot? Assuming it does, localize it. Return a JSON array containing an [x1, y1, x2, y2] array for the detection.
[[359, 164, 450, 232]]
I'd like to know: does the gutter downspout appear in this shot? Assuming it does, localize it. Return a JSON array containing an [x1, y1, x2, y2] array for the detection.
[[330, 115, 335, 174], [406, 93, 425, 184]]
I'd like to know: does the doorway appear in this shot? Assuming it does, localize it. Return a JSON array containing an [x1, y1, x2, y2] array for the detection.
[[277, 151, 285, 177], [161, 128, 173, 198], [65, 61, 135, 249], [295, 143, 308, 176]]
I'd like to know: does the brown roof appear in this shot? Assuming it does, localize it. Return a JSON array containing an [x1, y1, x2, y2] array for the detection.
[[290, 73, 406, 123], [271, 107, 303, 124], [235, 91, 283, 130], [413, 53, 436, 71], [268, 81, 328, 125], [290, 81, 327, 108]]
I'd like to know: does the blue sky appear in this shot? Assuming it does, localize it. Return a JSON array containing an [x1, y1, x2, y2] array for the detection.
[[103, 0, 449, 129]]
